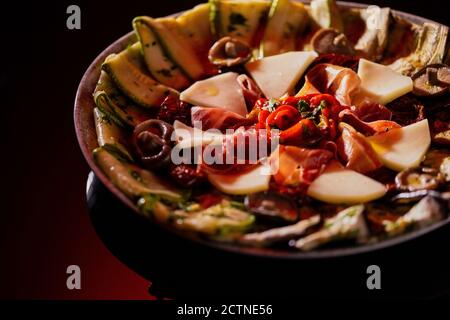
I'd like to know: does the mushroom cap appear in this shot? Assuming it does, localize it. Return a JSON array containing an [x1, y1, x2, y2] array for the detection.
[[413, 64, 450, 97], [311, 28, 355, 56], [208, 36, 252, 67]]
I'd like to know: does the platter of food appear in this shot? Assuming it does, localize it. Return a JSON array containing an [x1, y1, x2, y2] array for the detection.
[[75, 0, 450, 258]]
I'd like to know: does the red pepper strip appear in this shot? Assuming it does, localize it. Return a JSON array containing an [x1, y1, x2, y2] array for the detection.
[[266, 105, 301, 130], [279, 96, 301, 106], [279, 119, 322, 147]]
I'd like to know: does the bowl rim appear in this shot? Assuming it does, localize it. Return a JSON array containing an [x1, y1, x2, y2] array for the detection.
[[74, 0, 450, 260]]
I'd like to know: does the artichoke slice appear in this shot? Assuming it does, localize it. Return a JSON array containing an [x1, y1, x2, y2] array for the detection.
[[354, 7, 391, 61], [389, 22, 449, 76], [384, 196, 444, 236], [310, 0, 343, 32], [169, 200, 255, 237], [295, 205, 368, 251]]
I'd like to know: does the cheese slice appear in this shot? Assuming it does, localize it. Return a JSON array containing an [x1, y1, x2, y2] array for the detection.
[[207, 164, 271, 195], [366, 119, 431, 171], [246, 51, 318, 98], [357, 58, 413, 105], [180, 72, 247, 116], [173, 120, 225, 149], [307, 161, 386, 204]]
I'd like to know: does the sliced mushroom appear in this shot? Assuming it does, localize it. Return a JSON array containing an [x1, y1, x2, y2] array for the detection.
[[391, 190, 444, 204], [433, 129, 450, 145], [412, 64, 450, 97], [440, 157, 450, 182], [240, 215, 320, 247], [384, 196, 445, 236], [311, 28, 355, 56], [295, 205, 369, 251], [395, 167, 444, 192], [244, 192, 299, 223], [208, 36, 252, 67], [133, 119, 174, 169]]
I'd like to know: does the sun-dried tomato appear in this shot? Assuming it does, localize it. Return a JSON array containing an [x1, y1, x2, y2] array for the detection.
[[157, 95, 192, 126], [169, 164, 205, 188]]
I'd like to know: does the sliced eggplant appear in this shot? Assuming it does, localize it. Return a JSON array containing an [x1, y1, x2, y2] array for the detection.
[[384, 196, 444, 236], [240, 215, 320, 246], [295, 205, 368, 251], [93, 147, 182, 201]]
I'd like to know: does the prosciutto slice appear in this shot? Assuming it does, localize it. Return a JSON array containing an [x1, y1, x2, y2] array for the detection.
[[191, 106, 256, 132], [272, 146, 334, 190], [337, 125, 382, 174], [297, 64, 361, 106]]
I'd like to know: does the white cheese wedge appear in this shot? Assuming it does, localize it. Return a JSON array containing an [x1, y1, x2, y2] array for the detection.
[[246, 51, 318, 98], [366, 119, 431, 171], [173, 120, 225, 149], [307, 161, 386, 204], [357, 58, 413, 105], [207, 165, 271, 195], [180, 72, 247, 116]]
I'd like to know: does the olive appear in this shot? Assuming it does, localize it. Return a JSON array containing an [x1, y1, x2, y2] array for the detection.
[[244, 192, 298, 223], [208, 36, 252, 67], [412, 64, 450, 97], [132, 119, 174, 169], [311, 28, 355, 56], [395, 167, 445, 192]]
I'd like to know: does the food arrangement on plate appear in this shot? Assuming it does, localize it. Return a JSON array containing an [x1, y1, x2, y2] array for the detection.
[[88, 0, 450, 252]]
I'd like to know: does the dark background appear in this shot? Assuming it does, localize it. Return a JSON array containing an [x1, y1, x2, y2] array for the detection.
[[0, 0, 449, 299]]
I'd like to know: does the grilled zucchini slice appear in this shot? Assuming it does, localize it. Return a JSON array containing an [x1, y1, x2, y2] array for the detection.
[[102, 42, 177, 108]]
